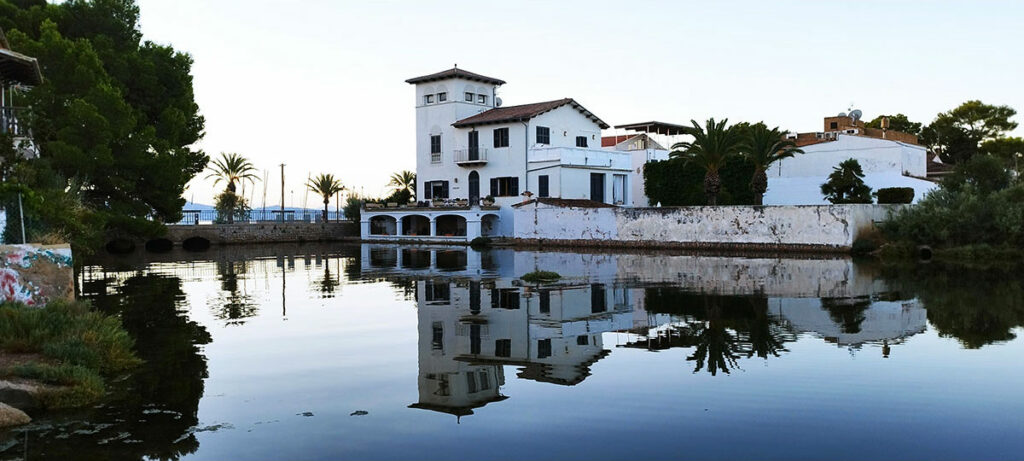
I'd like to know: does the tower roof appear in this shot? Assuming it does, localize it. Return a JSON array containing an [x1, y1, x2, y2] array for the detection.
[[405, 67, 505, 85], [452, 98, 609, 129]]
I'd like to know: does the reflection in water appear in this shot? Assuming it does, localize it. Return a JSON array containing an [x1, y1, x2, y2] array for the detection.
[[9, 244, 1021, 459], [5, 273, 211, 459]]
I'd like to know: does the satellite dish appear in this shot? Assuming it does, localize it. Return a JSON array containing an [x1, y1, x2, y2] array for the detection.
[[495, 97, 503, 107], [850, 109, 863, 121], [838, 112, 847, 117]]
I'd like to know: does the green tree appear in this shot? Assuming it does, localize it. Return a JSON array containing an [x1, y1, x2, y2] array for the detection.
[[821, 159, 873, 204], [670, 118, 743, 205], [0, 1, 207, 250], [388, 170, 416, 197], [205, 152, 258, 194], [979, 137, 1024, 174], [739, 123, 803, 205], [865, 113, 922, 136], [942, 154, 1011, 195], [306, 173, 345, 222], [921, 100, 1018, 164]]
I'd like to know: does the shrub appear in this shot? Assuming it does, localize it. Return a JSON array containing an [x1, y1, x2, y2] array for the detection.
[[213, 191, 251, 224], [0, 300, 141, 408], [343, 195, 365, 222], [876, 187, 915, 204], [821, 159, 873, 204], [522, 270, 561, 283], [881, 183, 1024, 250], [942, 154, 1012, 195], [469, 236, 493, 249]]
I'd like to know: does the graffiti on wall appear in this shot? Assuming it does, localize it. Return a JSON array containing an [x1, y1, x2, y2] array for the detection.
[[0, 244, 74, 306]]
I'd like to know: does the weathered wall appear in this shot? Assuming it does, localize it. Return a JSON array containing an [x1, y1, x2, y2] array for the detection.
[[1, 244, 74, 306], [513, 203, 900, 251], [163, 222, 357, 246]]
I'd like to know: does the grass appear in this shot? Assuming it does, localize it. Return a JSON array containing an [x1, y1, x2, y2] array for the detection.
[[521, 270, 561, 283], [0, 300, 141, 408]]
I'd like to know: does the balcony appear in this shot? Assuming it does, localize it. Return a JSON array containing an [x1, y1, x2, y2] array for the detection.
[[453, 148, 488, 166], [1, 106, 29, 137]]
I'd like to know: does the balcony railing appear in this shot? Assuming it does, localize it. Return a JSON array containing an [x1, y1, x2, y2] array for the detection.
[[452, 147, 488, 165], [1, 106, 29, 137]]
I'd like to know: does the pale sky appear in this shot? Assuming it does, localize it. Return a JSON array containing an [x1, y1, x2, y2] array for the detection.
[[134, 0, 1024, 207]]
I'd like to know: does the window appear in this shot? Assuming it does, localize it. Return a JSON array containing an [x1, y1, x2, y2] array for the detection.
[[477, 94, 488, 104], [494, 339, 511, 357], [612, 174, 626, 204], [539, 290, 550, 313], [466, 372, 478, 393], [465, 92, 474, 102], [470, 324, 481, 354], [493, 127, 509, 148], [437, 92, 447, 102], [491, 288, 520, 309], [576, 136, 588, 148], [577, 335, 589, 345], [538, 175, 549, 198], [489, 177, 519, 197], [591, 284, 607, 313], [424, 94, 434, 104], [537, 339, 551, 359], [425, 281, 450, 303], [431, 322, 444, 350], [536, 126, 550, 144], [430, 135, 441, 163], [829, 121, 838, 130], [423, 180, 449, 199], [478, 370, 490, 390]]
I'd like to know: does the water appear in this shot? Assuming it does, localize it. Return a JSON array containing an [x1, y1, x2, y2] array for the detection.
[[3, 243, 1023, 460]]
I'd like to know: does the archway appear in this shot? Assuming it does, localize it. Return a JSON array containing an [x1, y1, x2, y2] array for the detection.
[[481, 214, 500, 237], [401, 215, 430, 236], [144, 238, 174, 253], [181, 237, 211, 252], [369, 215, 397, 235], [105, 238, 136, 254], [434, 215, 467, 237]]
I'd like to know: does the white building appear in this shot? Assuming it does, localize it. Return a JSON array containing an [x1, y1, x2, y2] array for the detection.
[[764, 114, 938, 205], [361, 67, 644, 241], [0, 31, 43, 244]]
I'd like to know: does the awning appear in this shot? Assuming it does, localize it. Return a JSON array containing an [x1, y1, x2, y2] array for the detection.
[[0, 48, 42, 86]]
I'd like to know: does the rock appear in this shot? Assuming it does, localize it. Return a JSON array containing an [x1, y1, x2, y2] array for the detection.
[[0, 379, 45, 411], [0, 403, 31, 428], [350, 410, 368, 416]]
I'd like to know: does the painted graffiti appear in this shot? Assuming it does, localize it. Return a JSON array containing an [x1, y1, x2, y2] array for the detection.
[[0, 244, 74, 307]]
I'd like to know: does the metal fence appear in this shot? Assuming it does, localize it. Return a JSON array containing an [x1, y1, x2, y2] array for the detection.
[[172, 209, 349, 225]]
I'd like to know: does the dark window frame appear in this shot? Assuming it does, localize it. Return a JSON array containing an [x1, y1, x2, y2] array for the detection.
[[489, 176, 520, 197], [538, 175, 549, 198], [493, 127, 509, 148], [536, 126, 550, 145], [437, 92, 447, 102], [465, 92, 474, 102], [576, 136, 588, 147], [430, 135, 441, 154]]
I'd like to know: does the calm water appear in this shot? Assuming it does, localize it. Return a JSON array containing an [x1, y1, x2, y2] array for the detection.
[[2, 243, 1023, 460]]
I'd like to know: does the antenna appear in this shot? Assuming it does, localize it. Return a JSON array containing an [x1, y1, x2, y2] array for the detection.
[[849, 109, 862, 122], [495, 97, 503, 107]]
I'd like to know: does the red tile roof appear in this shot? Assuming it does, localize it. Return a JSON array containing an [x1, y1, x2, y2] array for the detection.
[[452, 98, 609, 129], [405, 67, 505, 85]]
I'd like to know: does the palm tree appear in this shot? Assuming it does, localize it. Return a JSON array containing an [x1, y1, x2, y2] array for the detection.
[[306, 173, 345, 222], [670, 118, 743, 205], [388, 170, 416, 198], [740, 123, 804, 205], [205, 152, 259, 193]]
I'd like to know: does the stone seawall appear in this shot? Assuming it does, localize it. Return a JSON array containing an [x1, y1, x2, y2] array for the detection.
[[162, 222, 358, 246], [0, 244, 74, 306], [514, 203, 899, 252]]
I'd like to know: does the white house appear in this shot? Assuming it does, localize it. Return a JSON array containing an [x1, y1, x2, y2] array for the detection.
[[361, 67, 641, 241], [764, 113, 938, 205], [0, 31, 43, 244]]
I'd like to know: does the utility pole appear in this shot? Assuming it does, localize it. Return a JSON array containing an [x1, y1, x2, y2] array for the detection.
[[279, 163, 285, 221]]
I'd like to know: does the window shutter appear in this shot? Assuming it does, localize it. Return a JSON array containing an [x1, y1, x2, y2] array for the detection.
[[442, 181, 449, 199], [490, 289, 498, 308], [490, 178, 498, 197], [424, 182, 432, 199], [511, 177, 519, 196]]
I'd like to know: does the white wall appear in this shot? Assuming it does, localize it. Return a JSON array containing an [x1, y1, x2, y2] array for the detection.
[[514, 202, 899, 249]]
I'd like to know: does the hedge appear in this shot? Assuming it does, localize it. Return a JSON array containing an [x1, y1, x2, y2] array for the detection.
[[876, 187, 915, 204], [643, 158, 755, 206]]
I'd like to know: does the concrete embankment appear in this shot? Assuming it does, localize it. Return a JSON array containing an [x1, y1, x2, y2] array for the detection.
[[0, 244, 74, 306], [512, 202, 899, 253], [107, 222, 360, 253]]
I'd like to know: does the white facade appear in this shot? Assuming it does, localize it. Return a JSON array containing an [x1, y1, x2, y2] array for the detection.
[[764, 134, 938, 205]]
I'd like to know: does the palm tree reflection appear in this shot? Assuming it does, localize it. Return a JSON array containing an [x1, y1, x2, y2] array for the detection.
[[212, 261, 258, 325]]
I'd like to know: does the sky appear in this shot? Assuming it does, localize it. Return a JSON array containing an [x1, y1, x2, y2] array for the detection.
[[134, 0, 1024, 207]]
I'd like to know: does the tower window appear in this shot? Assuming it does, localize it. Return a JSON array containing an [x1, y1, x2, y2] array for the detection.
[[536, 126, 550, 145], [430, 135, 441, 163], [424, 94, 434, 104], [437, 92, 447, 102], [478, 94, 488, 104], [465, 92, 474, 102], [576, 136, 588, 147], [538, 175, 549, 197]]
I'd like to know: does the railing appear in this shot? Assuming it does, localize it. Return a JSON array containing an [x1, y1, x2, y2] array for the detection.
[[172, 209, 349, 225], [431, 151, 442, 163], [1, 106, 29, 137], [453, 148, 488, 164]]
